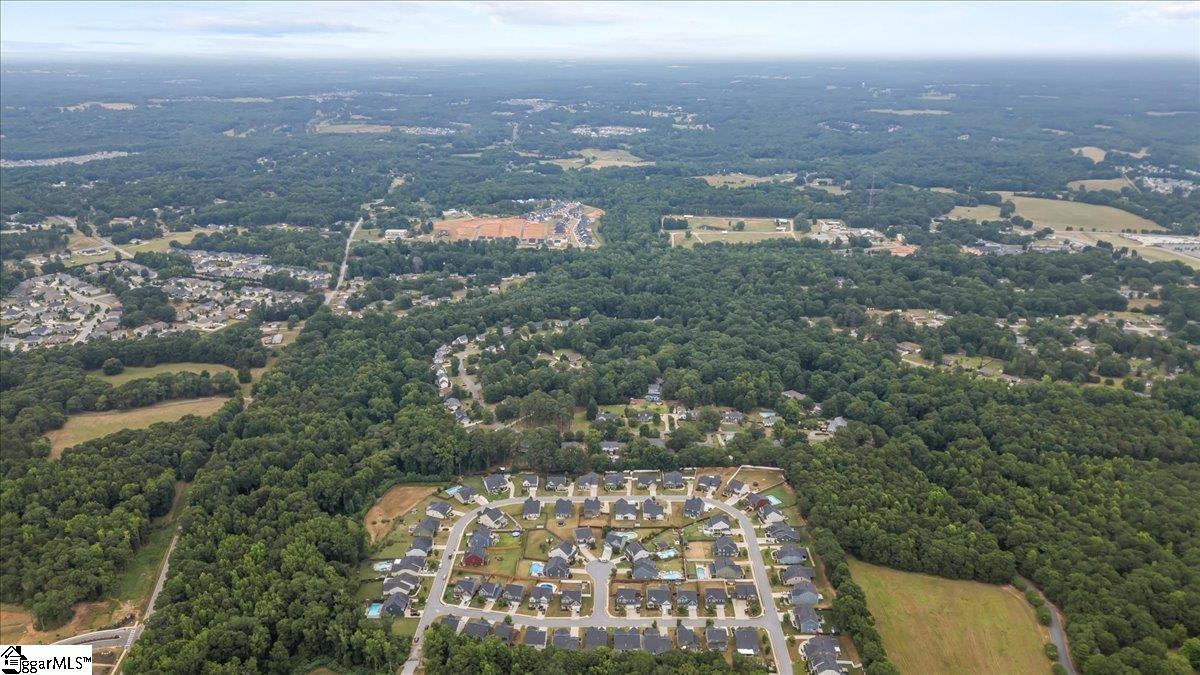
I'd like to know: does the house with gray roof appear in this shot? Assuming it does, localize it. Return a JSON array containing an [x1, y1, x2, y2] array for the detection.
[[683, 496, 705, 518], [543, 557, 571, 579], [631, 558, 659, 580], [467, 526, 494, 549], [584, 627, 609, 649], [478, 582, 501, 601], [582, 497, 602, 518], [410, 516, 439, 538], [781, 565, 816, 585], [712, 535, 739, 557], [493, 622, 517, 646], [792, 605, 823, 633], [642, 629, 670, 655], [614, 498, 638, 521], [733, 582, 758, 602], [774, 545, 810, 565], [577, 472, 599, 489], [703, 514, 732, 535], [520, 474, 539, 490], [803, 636, 843, 675], [560, 588, 582, 611], [407, 537, 433, 557], [574, 527, 595, 546], [548, 539, 577, 562], [706, 627, 729, 651], [440, 615, 461, 631], [603, 471, 625, 490], [677, 625, 699, 651], [645, 586, 671, 610], [502, 583, 526, 604], [523, 627, 547, 648], [662, 471, 685, 489], [554, 498, 573, 520], [463, 619, 492, 639], [766, 523, 801, 542], [641, 498, 666, 520], [426, 501, 454, 519], [453, 485, 478, 504], [674, 586, 698, 608], [479, 507, 507, 530], [522, 497, 542, 520], [734, 627, 760, 656], [615, 588, 641, 607], [529, 585, 553, 609], [551, 629, 580, 650], [758, 502, 787, 524], [453, 577, 479, 600], [789, 580, 821, 606], [483, 474, 509, 493], [546, 474, 567, 491], [697, 474, 721, 491], [636, 472, 659, 489], [723, 479, 747, 497], [710, 557, 743, 579], [613, 628, 641, 652]]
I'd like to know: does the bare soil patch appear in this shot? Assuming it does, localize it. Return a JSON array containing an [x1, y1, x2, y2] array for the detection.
[[364, 485, 438, 544]]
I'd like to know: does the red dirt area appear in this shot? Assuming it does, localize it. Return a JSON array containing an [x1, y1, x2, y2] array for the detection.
[[364, 485, 438, 544]]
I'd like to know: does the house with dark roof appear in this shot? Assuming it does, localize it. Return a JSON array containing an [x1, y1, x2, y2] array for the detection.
[[381, 592, 410, 616], [643, 629, 670, 655], [468, 526, 494, 549], [551, 629, 580, 650], [407, 537, 433, 557], [723, 479, 747, 496], [453, 485, 478, 504], [766, 523, 801, 542], [615, 588, 642, 607], [462, 545, 488, 567], [697, 474, 721, 491], [733, 582, 758, 602], [391, 555, 424, 575], [546, 474, 567, 491], [478, 582, 501, 601], [582, 497, 602, 518], [585, 627, 609, 649], [479, 507, 507, 529], [613, 628, 641, 652], [792, 605, 823, 633], [426, 501, 454, 519], [645, 586, 671, 610], [549, 539, 577, 562], [604, 472, 625, 490], [703, 514, 732, 536], [631, 558, 659, 580], [706, 627, 729, 651], [463, 619, 492, 639], [723, 411, 746, 424], [781, 565, 816, 586], [674, 586, 698, 608], [521, 497, 542, 520], [743, 492, 769, 510], [710, 557, 743, 579], [605, 531, 631, 552], [614, 498, 638, 521], [483, 474, 509, 493], [803, 636, 843, 675], [641, 498, 666, 520], [574, 526, 595, 546], [523, 627, 547, 648], [789, 580, 821, 606], [623, 540, 650, 562], [520, 474, 539, 490], [384, 573, 419, 596], [410, 516, 439, 538], [704, 586, 728, 606], [529, 585, 553, 609], [543, 558, 571, 579], [774, 545, 809, 565], [712, 535, 739, 557], [758, 502, 786, 524], [682, 496, 705, 518], [502, 583, 526, 604], [636, 472, 659, 489], [560, 588, 583, 611], [734, 627, 760, 656], [677, 625, 699, 650], [554, 498, 573, 520], [600, 441, 625, 456], [493, 622, 517, 646], [440, 615, 461, 632], [453, 577, 478, 600], [661, 470, 685, 489], [595, 411, 619, 423], [577, 472, 599, 489]]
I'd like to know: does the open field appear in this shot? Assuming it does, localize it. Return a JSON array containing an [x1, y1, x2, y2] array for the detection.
[[1111, 147, 1150, 159], [46, 397, 230, 458], [699, 172, 797, 188], [1059, 232, 1200, 270], [433, 216, 544, 242], [671, 215, 792, 232], [314, 122, 392, 134], [671, 230, 798, 248], [948, 204, 1002, 221], [91, 362, 237, 386], [866, 108, 950, 115], [126, 228, 212, 253], [849, 559, 1047, 675], [999, 193, 1162, 232], [547, 148, 652, 169], [1072, 146, 1107, 163], [1067, 177, 1134, 192], [364, 484, 439, 544]]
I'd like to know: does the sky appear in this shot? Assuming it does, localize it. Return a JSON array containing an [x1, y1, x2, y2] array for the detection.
[[2, 1, 1198, 61]]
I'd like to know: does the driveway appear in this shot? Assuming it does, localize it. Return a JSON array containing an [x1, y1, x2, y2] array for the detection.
[[401, 494, 792, 675]]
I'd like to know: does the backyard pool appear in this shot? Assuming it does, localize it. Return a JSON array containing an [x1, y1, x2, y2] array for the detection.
[[529, 561, 545, 576], [365, 602, 383, 618]]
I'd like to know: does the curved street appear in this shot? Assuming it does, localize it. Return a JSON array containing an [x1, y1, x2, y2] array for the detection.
[[402, 493, 792, 675]]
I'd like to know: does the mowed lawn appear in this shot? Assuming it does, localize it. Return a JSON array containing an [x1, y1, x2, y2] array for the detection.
[[948, 204, 1002, 221], [849, 559, 1047, 675], [91, 362, 237, 386], [47, 397, 230, 458], [1000, 193, 1162, 232], [126, 228, 212, 253]]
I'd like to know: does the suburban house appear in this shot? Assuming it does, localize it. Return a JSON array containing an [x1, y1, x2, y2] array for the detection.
[[381, 592, 410, 616], [407, 537, 433, 557], [600, 441, 625, 457], [677, 625, 699, 651], [483, 474, 509, 493], [554, 498, 573, 520], [704, 587, 728, 607], [440, 615, 461, 631], [613, 628, 640, 652], [631, 558, 659, 580], [426, 501, 454, 519], [723, 411, 746, 424], [645, 380, 662, 402], [522, 497, 542, 520], [552, 630, 580, 651], [585, 628, 609, 649], [614, 498, 638, 521], [392, 556, 424, 575], [766, 523, 802, 542], [803, 636, 844, 675], [723, 479, 747, 497], [643, 629, 670, 655], [560, 588, 582, 611], [706, 627, 729, 651], [662, 471, 685, 489], [641, 498, 666, 520], [523, 628, 547, 648], [734, 628, 760, 656], [826, 416, 848, 433], [577, 472, 599, 489], [743, 492, 770, 510], [549, 539, 577, 562], [683, 496, 705, 518], [544, 557, 571, 579], [604, 472, 625, 491], [574, 527, 595, 546], [478, 582, 501, 601], [383, 573, 418, 596], [503, 584, 526, 604], [645, 586, 672, 610], [468, 526, 494, 549], [583, 497, 602, 518], [758, 503, 786, 524], [697, 474, 721, 492], [546, 474, 568, 492], [781, 565, 817, 585], [529, 585, 553, 609], [624, 540, 650, 561], [774, 545, 810, 565], [493, 623, 517, 646], [595, 411, 619, 423], [789, 580, 821, 606], [704, 514, 732, 536], [733, 582, 758, 602], [615, 588, 642, 607], [605, 531, 632, 552], [636, 472, 659, 489], [712, 535, 739, 557], [453, 577, 479, 600], [674, 587, 698, 608], [520, 474, 539, 490], [479, 507, 507, 529], [792, 605, 823, 633], [710, 557, 744, 579], [462, 545, 488, 567], [782, 389, 805, 401], [410, 517, 439, 538], [453, 485, 478, 504]]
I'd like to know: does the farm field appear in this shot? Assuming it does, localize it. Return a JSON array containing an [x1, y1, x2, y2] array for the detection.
[[670, 230, 798, 248], [313, 122, 392, 134], [866, 108, 950, 115], [667, 214, 793, 233], [46, 396, 230, 458], [1072, 146, 1107, 163], [126, 228, 212, 253], [363, 484, 440, 544], [948, 204, 1001, 220], [547, 148, 652, 169], [699, 172, 797, 188], [999, 193, 1162, 232], [1058, 232, 1200, 270], [91, 362, 238, 386], [1067, 177, 1134, 191], [849, 559, 1047, 675]]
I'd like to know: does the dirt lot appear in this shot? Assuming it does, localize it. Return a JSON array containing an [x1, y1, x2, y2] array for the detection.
[[699, 172, 796, 188], [433, 216, 532, 242], [1, 599, 137, 645], [364, 485, 439, 544], [1072, 146, 1107, 163]]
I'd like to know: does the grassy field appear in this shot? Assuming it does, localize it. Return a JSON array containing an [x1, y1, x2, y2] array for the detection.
[[1000, 193, 1162, 232], [849, 559, 1047, 675], [948, 204, 1002, 221], [699, 172, 796, 188], [548, 148, 652, 169], [1072, 146, 1107, 163], [126, 228, 211, 253], [866, 108, 950, 115], [1067, 177, 1134, 192], [91, 362, 237, 386], [47, 397, 230, 458], [672, 230, 798, 248], [673, 215, 791, 232], [363, 484, 439, 544], [1059, 232, 1200, 270], [314, 122, 392, 134]]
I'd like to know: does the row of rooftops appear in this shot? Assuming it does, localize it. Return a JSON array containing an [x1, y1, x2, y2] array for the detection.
[[443, 616, 760, 656]]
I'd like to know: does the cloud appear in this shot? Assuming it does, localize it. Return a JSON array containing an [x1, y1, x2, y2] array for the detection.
[[1119, 1, 1200, 26], [475, 1, 636, 26], [174, 16, 382, 37]]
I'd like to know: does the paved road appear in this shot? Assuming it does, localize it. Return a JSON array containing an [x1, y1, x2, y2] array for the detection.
[[457, 344, 483, 402], [402, 494, 792, 675], [1023, 578, 1077, 675], [68, 289, 118, 344], [54, 628, 132, 649], [326, 217, 361, 303]]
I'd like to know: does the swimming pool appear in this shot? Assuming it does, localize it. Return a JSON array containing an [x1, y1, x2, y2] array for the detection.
[[529, 561, 545, 576], [660, 571, 683, 580], [365, 602, 383, 618], [695, 565, 709, 580]]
